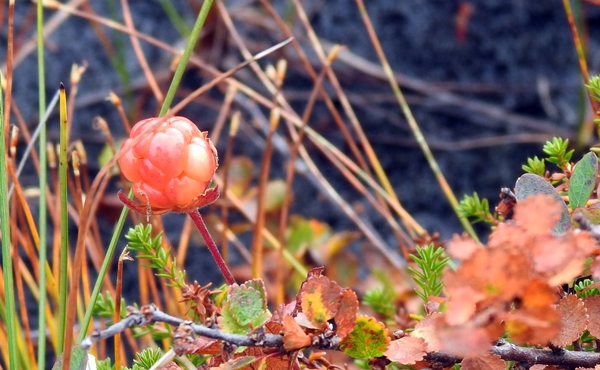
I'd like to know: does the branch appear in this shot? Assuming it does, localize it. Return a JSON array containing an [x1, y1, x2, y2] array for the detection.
[[426, 340, 600, 369], [80, 305, 284, 350]]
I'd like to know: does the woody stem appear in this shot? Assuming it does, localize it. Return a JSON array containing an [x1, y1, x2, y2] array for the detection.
[[188, 209, 236, 285]]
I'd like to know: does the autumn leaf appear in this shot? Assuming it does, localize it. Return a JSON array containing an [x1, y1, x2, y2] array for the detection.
[[412, 313, 444, 352], [444, 285, 484, 326], [444, 248, 532, 306], [340, 315, 390, 359], [590, 257, 600, 282], [513, 177, 571, 234], [552, 294, 588, 346], [187, 336, 222, 355], [504, 306, 560, 345], [513, 194, 564, 236], [446, 233, 481, 261], [215, 356, 256, 370], [384, 336, 426, 365], [487, 222, 525, 251], [282, 315, 311, 351], [211, 346, 296, 370], [530, 233, 596, 286], [436, 324, 492, 358], [333, 288, 359, 340], [461, 353, 506, 370], [584, 296, 600, 338], [521, 279, 558, 309], [299, 274, 342, 328]]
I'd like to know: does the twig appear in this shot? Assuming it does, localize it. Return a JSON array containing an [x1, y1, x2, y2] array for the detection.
[[80, 304, 284, 350], [426, 340, 600, 368]]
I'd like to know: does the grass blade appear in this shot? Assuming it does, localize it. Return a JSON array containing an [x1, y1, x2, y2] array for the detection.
[[57, 83, 69, 353], [0, 72, 19, 370]]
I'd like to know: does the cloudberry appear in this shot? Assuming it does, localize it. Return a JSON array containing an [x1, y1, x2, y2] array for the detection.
[[119, 116, 218, 211]]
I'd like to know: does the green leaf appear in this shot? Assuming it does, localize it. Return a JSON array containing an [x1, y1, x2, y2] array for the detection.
[[340, 315, 390, 359], [569, 152, 598, 209], [52, 346, 88, 370], [543, 137, 574, 169], [132, 347, 163, 369], [243, 279, 268, 309], [522, 156, 546, 176], [263, 180, 287, 212], [220, 280, 271, 334], [514, 173, 571, 233]]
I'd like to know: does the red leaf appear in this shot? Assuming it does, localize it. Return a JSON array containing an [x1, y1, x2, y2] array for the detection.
[[282, 315, 311, 351], [513, 195, 563, 236], [585, 296, 600, 338], [461, 353, 506, 370], [446, 233, 481, 261], [437, 325, 491, 358], [412, 313, 444, 352], [188, 336, 223, 355], [504, 306, 560, 345], [384, 336, 426, 365], [552, 294, 588, 346], [299, 275, 342, 328], [334, 288, 359, 340]]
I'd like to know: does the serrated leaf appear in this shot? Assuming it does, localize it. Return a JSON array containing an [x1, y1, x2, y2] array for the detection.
[[334, 288, 359, 340], [569, 152, 598, 209], [514, 174, 571, 233], [384, 336, 426, 365], [299, 275, 342, 328], [220, 282, 271, 334], [52, 346, 88, 370], [340, 315, 390, 359], [243, 279, 267, 310], [282, 315, 311, 351]]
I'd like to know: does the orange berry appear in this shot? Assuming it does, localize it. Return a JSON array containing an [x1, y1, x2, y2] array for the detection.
[[119, 116, 218, 210]]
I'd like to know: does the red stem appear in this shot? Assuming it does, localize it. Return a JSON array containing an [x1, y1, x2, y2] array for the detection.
[[188, 209, 236, 285]]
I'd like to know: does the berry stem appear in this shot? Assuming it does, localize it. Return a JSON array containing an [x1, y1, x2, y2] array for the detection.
[[188, 209, 236, 285]]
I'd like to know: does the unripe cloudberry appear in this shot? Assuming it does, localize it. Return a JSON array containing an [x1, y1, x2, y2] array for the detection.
[[119, 116, 218, 211]]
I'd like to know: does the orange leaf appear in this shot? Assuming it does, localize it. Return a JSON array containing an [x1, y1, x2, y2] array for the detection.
[[513, 195, 563, 236], [412, 313, 444, 352], [282, 315, 311, 351], [504, 306, 560, 345], [529, 233, 595, 286], [444, 286, 484, 326], [212, 346, 296, 370], [187, 336, 223, 355], [446, 233, 481, 261], [299, 275, 342, 328], [522, 279, 558, 309], [488, 222, 525, 251], [591, 256, 600, 282], [437, 325, 491, 358], [444, 248, 531, 305], [334, 288, 358, 340], [585, 296, 600, 338], [461, 353, 506, 370], [552, 294, 588, 346], [384, 336, 427, 365]]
